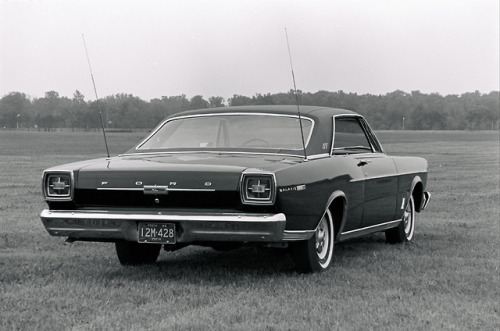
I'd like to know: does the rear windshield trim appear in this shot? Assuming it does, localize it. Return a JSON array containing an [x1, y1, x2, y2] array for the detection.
[[136, 112, 315, 151]]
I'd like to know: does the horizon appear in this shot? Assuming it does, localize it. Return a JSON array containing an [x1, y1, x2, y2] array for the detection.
[[2, 88, 500, 103]]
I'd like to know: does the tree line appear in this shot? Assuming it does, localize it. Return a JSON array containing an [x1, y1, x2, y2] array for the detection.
[[0, 89, 498, 131]]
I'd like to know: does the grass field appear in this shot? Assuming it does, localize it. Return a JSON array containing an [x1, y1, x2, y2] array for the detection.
[[0, 130, 498, 330]]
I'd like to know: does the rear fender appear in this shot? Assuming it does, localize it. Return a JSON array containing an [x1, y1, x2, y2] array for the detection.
[[409, 176, 424, 212], [322, 190, 347, 242]]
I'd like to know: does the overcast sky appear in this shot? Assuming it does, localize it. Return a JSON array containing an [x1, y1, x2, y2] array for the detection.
[[1, 0, 498, 102]]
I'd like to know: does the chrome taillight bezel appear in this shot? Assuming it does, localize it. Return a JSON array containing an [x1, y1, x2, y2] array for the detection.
[[240, 171, 276, 205], [42, 170, 74, 201]]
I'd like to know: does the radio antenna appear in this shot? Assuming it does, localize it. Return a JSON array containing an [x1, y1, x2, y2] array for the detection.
[[82, 34, 110, 159], [285, 28, 307, 161]]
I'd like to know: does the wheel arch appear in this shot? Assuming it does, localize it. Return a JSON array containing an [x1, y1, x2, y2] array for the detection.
[[322, 190, 347, 242], [410, 176, 424, 212]]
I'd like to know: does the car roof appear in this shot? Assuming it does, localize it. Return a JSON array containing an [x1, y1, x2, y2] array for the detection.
[[167, 105, 358, 120]]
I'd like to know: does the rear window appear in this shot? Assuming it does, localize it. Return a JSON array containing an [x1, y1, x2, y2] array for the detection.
[[138, 114, 313, 151]]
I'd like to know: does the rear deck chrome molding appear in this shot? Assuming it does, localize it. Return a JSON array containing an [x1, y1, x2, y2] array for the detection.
[[339, 219, 402, 241], [96, 187, 216, 192]]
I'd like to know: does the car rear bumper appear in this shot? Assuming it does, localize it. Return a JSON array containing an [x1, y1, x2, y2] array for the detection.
[[40, 209, 288, 243]]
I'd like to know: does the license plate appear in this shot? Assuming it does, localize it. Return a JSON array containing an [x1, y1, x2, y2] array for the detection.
[[138, 222, 176, 244]]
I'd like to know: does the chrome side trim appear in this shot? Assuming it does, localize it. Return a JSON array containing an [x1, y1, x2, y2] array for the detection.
[[339, 219, 402, 241], [283, 230, 315, 241], [350, 171, 428, 183], [394, 170, 428, 176]]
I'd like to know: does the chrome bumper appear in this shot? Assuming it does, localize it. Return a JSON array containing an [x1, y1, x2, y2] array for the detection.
[[40, 209, 288, 243], [422, 191, 431, 210]]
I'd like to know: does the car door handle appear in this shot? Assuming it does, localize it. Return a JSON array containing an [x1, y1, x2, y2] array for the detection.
[[357, 160, 371, 167]]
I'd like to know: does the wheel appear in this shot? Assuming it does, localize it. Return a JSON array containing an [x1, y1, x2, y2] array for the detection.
[[386, 194, 415, 243], [290, 209, 334, 272], [115, 241, 161, 265]]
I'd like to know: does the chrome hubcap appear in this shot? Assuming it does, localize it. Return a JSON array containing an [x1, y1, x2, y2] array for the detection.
[[403, 197, 414, 238], [316, 216, 329, 260], [403, 209, 411, 233]]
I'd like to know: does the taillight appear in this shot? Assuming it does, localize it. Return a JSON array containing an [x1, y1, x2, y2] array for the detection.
[[240, 172, 276, 205], [43, 171, 74, 201]]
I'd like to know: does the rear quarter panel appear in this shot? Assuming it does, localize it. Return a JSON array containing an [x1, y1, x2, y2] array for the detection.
[[392, 156, 429, 218], [275, 157, 364, 231]]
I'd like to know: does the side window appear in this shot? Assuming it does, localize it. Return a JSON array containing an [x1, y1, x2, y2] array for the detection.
[[360, 118, 384, 153], [333, 117, 373, 153]]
